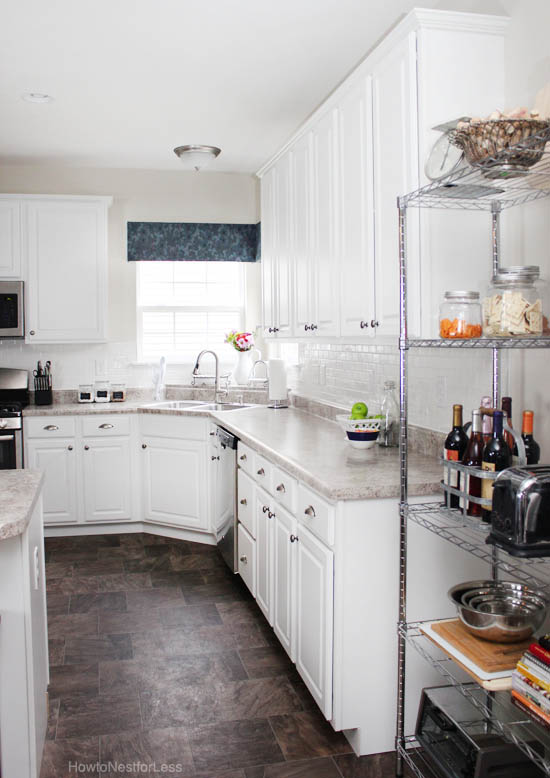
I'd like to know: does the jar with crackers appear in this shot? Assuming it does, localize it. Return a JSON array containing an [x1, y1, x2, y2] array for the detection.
[[483, 266, 548, 337]]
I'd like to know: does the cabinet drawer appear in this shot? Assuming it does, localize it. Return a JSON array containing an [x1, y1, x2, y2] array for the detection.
[[82, 416, 131, 437], [254, 452, 272, 491], [237, 441, 254, 476], [25, 417, 76, 439], [271, 465, 297, 513], [238, 522, 256, 597], [237, 470, 256, 538], [297, 484, 335, 547], [140, 414, 206, 440]]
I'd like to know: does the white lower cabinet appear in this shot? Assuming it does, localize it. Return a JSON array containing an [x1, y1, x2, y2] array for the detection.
[[82, 437, 132, 523], [255, 487, 274, 624], [272, 503, 296, 660], [237, 522, 256, 597], [295, 525, 334, 719], [142, 436, 207, 530], [24, 438, 78, 525]]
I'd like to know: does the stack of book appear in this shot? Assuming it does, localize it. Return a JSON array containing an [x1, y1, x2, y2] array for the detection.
[[512, 640, 550, 728]]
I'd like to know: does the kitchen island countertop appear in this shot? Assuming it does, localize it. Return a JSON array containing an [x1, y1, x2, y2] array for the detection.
[[0, 470, 44, 540]]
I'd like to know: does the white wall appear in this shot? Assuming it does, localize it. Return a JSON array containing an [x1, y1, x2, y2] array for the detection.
[[0, 166, 260, 389]]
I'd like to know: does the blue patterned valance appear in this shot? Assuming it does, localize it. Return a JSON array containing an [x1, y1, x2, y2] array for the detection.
[[127, 221, 261, 262]]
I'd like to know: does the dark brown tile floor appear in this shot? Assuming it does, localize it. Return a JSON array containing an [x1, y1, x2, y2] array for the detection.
[[42, 532, 402, 778]]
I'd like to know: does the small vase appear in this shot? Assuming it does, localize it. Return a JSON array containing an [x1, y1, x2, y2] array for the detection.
[[232, 350, 254, 386]]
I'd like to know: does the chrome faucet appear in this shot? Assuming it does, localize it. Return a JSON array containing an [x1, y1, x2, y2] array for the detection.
[[192, 350, 227, 403]]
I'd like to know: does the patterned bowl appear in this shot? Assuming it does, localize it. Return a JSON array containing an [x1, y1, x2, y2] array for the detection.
[[336, 416, 381, 449]]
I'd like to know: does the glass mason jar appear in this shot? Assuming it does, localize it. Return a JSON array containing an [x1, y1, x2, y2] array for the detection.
[[483, 266, 548, 337], [378, 380, 399, 447], [439, 291, 482, 338]]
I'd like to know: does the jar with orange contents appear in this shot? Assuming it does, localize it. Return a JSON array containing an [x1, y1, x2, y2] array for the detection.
[[439, 291, 482, 339]]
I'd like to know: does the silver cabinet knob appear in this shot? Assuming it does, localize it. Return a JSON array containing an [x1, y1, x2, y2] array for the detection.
[[240, 498, 247, 506], [99, 423, 114, 429], [304, 324, 310, 331], [44, 425, 59, 431], [268, 327, 274, 333], [273, 327, 280, 333], [371, 319, 379, 328], [268, 510, 274, 519], [290, 534, 299, 543], [257, 468, 265, 476], [240, 454, 247, 461], [360, 321, 369, 329], [211, 455, 220, 461], [304, 505, 316, 517], [67, 445, 73, 451], [262, 505, 269, 513], [310, 324, 318, 331], [84, 445, 90, 450], [29, 330, 35, 335], [142, 443, 147, 449], [209, 431, 215, 436], [276, 483, 285, 493], [240, 555, 247, 564]]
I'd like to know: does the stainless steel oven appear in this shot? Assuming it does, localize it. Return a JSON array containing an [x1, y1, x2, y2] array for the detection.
[[0, 368, 29, 468], [0, 416, 23, 469], [0, 281, 25, 338]]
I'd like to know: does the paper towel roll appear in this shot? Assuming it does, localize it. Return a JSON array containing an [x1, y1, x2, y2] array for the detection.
[[268, 358, 287, 401]]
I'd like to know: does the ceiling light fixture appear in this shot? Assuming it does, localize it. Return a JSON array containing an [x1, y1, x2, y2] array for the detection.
[[22, 92, 54, 104], [173, 144, 221, 172]]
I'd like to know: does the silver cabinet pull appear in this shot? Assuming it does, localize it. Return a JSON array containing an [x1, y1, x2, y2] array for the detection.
[[304, 505, 316, 517], [67, 445, 73, 451], [84, 445, 90, 450], [262, 505, 269, 513], [44, 424, 59, 431], [99, 423, 114, 429], [268, 510, 274, 519], [209, 431, 215, 436], [211, 455, 220, 461], [239, 454, 247, 461], [29, 330, 35, 335], [240, 498, 247, 506], [240, 555, 248, 564], [290, 534, 299, 543], [142, 443, 147, 449], [257, 468, 265, 476], [276, 483, 286, 493]]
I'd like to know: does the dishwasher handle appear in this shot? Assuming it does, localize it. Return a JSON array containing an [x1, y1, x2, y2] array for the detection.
[[216, 426, 238, 450]]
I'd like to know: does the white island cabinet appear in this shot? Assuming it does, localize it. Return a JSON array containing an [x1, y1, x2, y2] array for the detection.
[[0, 472, 48, 778]]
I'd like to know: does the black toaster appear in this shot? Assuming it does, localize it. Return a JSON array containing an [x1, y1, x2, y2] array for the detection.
[[488, 465, 550, 557]]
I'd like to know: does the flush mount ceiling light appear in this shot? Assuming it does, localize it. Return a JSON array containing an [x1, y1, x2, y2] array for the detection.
[[173, 144, 221, 172], [21, 92, 54, 104]]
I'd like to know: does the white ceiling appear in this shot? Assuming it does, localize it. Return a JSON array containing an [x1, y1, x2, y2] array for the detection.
[[0, 0, 491, 173]]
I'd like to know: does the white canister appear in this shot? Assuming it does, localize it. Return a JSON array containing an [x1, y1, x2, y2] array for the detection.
[[94, 381, 111, 403], [78, 384, 95, 403]]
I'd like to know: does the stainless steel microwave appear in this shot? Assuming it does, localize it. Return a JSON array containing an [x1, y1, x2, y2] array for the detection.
[[0, 281, 24, 338]]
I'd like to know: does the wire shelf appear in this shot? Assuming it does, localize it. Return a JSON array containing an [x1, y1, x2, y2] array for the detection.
[[400, 126, 550, 210], [397, 739, 439, 778], [407, 337, 550, 349], [406, 503, 550, 592]]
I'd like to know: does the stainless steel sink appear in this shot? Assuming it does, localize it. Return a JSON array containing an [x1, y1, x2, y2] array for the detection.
[[195, 402, 253, 411], [143, 400, 206, 409]]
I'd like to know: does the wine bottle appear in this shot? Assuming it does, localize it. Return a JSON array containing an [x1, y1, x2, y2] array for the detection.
[[521, 410, 540, 465], [481, 395, 492, 443], [462, 409, 484, 517], [502, 396, 514, 452], [444, 404, 468, 509], [481, 410, 512, 522]]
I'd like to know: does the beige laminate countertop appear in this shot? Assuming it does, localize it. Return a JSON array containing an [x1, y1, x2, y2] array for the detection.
[[23, 403, 442, 502], [0, 470, 44, 540]]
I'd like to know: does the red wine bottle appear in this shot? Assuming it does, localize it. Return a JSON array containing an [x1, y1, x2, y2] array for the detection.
[[502, 396, 514, 452], [444, 404, 468, 509], [481, 410, 511, 522], [521, 410, 540, 465], [481, 395, 492, 444], [462, 409, 484, 517]]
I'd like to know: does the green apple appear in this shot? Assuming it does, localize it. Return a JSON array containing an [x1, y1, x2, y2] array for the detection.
[[350, 402, 368, 418]]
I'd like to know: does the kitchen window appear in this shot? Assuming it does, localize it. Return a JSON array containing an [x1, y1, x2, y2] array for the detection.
[[136, 261, 245, 364]]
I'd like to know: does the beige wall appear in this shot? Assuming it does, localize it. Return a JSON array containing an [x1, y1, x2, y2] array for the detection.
[[0, 166, 261, 388]]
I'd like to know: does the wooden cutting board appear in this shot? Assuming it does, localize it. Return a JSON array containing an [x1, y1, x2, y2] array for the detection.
[[430, 619, 531, 672]]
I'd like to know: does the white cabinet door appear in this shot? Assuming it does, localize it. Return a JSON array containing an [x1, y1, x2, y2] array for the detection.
[[272, 503, 296, 660], [0, 199, 22, 278], [237, 522, 256, 597], [142, 436, 208, 530], [274, 152, 293, 337], [255, 487, 273, 625], [25, 439, 78, 525], [372, 32, 419, 339], [338, 75, 376, 338], [311, 109, 339, 337], [292, 133, 313, 336], [295, 526, 334, 720], [25, 198, 108, 343], [82, 437, 132, 523], [261, 167, 277, 337]]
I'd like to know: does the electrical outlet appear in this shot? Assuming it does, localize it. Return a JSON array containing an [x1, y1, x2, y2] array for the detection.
[[436, 376, 447, 407]]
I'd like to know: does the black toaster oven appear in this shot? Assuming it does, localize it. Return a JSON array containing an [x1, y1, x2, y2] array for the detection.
[[488, 466, 550, 557], [415, 686, 544, 778]]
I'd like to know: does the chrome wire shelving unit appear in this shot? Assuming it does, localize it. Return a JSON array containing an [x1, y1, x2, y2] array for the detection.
[[396, 130, 550, 778]]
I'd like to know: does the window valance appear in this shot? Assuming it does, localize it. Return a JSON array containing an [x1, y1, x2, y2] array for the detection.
[[127, 221, 261, 262]]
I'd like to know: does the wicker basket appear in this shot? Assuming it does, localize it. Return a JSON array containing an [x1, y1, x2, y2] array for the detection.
[[450, 119, 550, 178]]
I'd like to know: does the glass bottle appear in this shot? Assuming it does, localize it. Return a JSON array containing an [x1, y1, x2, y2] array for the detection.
[[481, 395, 492, 443], [501, 396, 514, 452], [462, 410, 484, 518], [481, 410, 512, 522], [444, 404, 468, 509], [521, 410, 540, 465], [378, 380, 399, 447]]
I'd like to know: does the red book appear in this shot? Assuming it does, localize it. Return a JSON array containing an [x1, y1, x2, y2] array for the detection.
[[530, 643, 550, 667]]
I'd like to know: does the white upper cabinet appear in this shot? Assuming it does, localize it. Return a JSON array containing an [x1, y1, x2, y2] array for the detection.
[[338, 76, 375, 338], [0, 199, 22, 278], [261, 167, 276, 336], [292, 133, 314, 335], [25, 196, 110, 343]]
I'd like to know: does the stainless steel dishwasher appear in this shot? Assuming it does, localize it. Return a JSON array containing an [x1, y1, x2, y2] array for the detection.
[[214, 426, 239, 572]]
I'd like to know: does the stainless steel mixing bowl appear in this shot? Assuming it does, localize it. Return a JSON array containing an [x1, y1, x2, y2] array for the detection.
[[448, 579, 548, 643]]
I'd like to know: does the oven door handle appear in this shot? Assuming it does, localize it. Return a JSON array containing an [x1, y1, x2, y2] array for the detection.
[[0, 435, 15, 442]]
